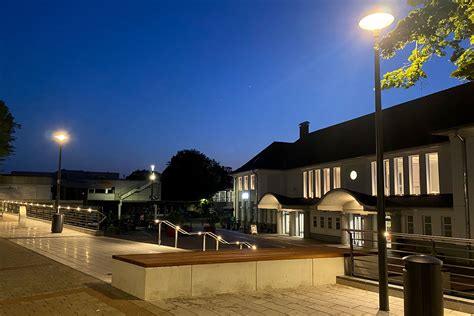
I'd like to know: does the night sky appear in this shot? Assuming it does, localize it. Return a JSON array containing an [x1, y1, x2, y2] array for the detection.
[[1, 0, 465, 177]]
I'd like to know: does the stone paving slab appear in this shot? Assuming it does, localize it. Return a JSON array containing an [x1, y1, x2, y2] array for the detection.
[[1, 213, 184, 282], [149, 284, 470, 315], [0, 237, 169, 315]]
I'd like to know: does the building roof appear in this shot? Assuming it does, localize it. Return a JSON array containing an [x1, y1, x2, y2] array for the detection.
[[235, 82, 474, 173], [258, 190, 453, 211]]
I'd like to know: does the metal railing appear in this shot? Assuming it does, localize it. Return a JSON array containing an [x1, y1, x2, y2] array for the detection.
[[344, 228, 474, 300], [155, 219, 257, 251], [0, 200, 106, 231]]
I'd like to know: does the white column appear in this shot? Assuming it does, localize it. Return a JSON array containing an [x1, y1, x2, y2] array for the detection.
[[276, 211, 282, 234]]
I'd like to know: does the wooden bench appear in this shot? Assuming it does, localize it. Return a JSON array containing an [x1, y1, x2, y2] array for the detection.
[[112, 247, 348, 300]]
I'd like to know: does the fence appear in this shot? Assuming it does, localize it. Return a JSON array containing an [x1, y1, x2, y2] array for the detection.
[[345, 228, 474, 300], [0, 200, 106, 231]]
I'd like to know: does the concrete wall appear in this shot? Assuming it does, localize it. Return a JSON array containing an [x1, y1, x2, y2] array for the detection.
[[0, 175, 53, 200], [112, 256, 345, 301]]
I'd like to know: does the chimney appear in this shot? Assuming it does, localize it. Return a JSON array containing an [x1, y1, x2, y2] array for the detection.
[[299, 121, 310, 139]]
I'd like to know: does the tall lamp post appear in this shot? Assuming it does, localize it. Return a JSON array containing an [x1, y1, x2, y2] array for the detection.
[[150, 164, 157, 220], [359, 12, 394, 312], [52, 130, 70, 233]]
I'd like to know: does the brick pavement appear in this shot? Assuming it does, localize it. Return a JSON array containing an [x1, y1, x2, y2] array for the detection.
[[0, 237, 170, 315], [149, 284, 469, 316]]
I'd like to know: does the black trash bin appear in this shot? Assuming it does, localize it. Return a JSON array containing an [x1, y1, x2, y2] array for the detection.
[[403, 254, 443, 316], [51, 213, 64, 233]]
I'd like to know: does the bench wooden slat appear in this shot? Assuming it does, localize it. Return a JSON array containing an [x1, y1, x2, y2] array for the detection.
[[112, 247, 349, 267]]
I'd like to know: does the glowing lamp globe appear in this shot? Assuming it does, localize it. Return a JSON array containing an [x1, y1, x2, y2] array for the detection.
[[53, 131, 70, 144], [359, 13, 394, 31]]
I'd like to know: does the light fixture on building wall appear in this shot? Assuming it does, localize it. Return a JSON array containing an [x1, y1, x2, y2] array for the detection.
[[241, 192, 249, 200], [350, 170, 358, 180]]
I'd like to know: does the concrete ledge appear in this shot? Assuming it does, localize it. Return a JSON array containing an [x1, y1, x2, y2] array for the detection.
[[112, 249, 346, 301], [336, 275, 474, 314]]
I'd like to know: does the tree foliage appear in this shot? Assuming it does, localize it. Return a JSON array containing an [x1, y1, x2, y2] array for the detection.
[[0, 101, 20, 165], [126, 169, 150, 180], [380, 0, 474, 89], [161, 149, 232, 201]]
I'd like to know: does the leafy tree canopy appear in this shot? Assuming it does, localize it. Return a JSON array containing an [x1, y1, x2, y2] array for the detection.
[[126, 169, 150, 180], [380, 0, 474, 89], [0, 101, 20, 165], [161, 149, 232, 201]]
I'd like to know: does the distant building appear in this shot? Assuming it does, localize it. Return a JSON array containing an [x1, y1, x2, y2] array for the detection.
[[0, 169, 161, 222], [0, 173, 53, 200], [233, 83, 474, 243]]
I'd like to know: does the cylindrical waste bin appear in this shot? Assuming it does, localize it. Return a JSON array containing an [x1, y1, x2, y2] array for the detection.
[[403, 254, 443, 316], [51, 213, 64, 233]]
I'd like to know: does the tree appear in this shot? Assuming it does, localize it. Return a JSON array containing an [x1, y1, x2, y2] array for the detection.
[[126, 169, 150, 180], [380, 0, 474, 89], [161, 149, 232, 201], [0, 101, 20, 165]]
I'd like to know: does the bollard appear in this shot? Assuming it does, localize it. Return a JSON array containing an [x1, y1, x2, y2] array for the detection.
[[174, 226, 179, 248], [202, 233, 206, 251], [403, 255, 443, 316], [51, 213, 64, 233], [18, 206, 27, 228], [157, 222, 162, 246]]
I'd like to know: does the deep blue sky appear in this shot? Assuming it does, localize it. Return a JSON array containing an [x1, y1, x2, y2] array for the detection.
[[1, 0, 464, 177]]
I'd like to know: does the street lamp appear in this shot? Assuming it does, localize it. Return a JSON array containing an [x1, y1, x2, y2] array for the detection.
[[359, 11, 394, 312], [149, 164, 157, 220], [52, 130, 69, 233]]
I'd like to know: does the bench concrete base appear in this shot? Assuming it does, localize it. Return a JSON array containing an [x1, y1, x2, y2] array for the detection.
[[112, 256, 344, 300]]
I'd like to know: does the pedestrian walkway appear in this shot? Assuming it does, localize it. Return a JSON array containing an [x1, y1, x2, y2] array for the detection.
[[149, 284, 468, 316], [0, 213, 184, 283], [0, 214, 470, 315]]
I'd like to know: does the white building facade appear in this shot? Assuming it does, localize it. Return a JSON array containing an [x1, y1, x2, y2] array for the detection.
[[233, 83, 474, 243]]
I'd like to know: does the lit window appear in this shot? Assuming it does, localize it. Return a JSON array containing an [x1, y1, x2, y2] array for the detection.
[[243, 175, 249, 191], [328, 217, 333, 229], [409, 155, 421, 195], [238, 177, 242, 191], [371, 161, 377, 196], [320, 216, 325, 228], [406, 215, 414, 234], [314, 169, 321, 198], [394, 157, 404, 195], [303, 171, 308, 198], [323, 168, 331, 194], [335, 217, 341, 230], [384, 159, 390, 196], [333, 167, 341, 189], [250, 175, 256, 190], [426, 153, 440, 194], [442, 217, 452, 237], [308, 170, 314, 198], [423, 216, 432, 235]]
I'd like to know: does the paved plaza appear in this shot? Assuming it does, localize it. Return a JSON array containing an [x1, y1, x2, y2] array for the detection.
[[0, 213, 183, 282], [0, 214, 470, 315]]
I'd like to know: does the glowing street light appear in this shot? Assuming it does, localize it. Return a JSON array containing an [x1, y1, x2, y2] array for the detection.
[[51, 130, 70, 233], [359, 13, 394, 31], [359, 11, 394, 312], [150, 164, 157, 220]]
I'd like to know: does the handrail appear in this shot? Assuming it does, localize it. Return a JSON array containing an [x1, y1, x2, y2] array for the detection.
[[342, 228, 474, 244], [1, 199, 107, 229], [155, 219, 257, 251], [343, 227, 474, 300]]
